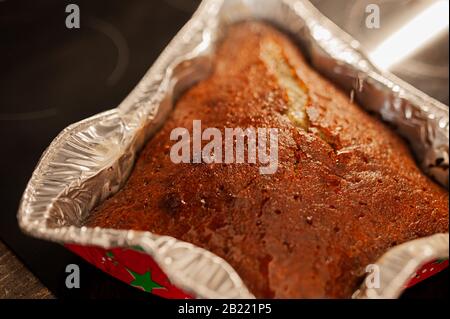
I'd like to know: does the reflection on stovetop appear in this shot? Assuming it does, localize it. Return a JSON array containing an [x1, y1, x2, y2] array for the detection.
[[312, 0, 449, 104]]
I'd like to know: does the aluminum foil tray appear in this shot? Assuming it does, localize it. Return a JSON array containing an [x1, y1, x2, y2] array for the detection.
[[18, 0, 449, 299]]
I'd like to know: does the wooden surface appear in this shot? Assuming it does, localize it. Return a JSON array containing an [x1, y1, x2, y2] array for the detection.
[[0, 241, 53, 299]]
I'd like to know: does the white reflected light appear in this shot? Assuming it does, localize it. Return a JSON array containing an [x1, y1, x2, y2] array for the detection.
[[370, 0, 449, 70]]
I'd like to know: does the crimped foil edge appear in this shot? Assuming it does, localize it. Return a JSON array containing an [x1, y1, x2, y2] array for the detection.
[[353, 233, 449, 299]]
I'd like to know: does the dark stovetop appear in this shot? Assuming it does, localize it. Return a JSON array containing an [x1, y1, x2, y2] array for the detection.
[[0, 0, 447, 299]]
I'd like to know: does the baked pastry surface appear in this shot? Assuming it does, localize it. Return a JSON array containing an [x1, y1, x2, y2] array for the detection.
[[87, 22, 449, 298]]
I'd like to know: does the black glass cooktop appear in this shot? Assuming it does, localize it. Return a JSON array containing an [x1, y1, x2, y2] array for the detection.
[[0, 0, 447, 299]]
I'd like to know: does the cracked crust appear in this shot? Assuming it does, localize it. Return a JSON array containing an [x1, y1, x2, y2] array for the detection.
[[87, 22, 448, 298]]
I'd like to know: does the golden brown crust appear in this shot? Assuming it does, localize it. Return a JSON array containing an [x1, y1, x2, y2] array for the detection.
[[87, 22, 449, 298]]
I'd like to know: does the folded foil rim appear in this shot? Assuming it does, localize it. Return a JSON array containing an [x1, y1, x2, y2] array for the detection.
[[17, 0, 449, 299]]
